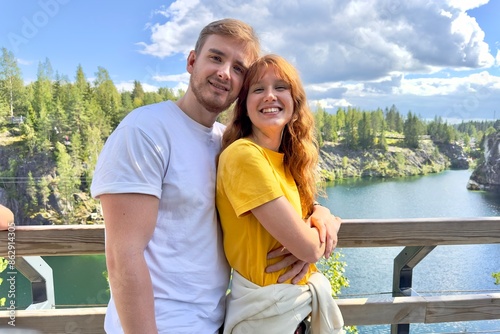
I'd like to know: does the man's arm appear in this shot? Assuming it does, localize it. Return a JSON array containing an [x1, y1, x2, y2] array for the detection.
[[266, 248, 308, 284], [100, 193, 159, 334], [0, 204, 14, 230], [253, 197, 326, 264], [266, 204, 342, 283]]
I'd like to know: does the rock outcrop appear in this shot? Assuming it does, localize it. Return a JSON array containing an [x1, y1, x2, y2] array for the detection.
[[319, 140, 449, 180], [436, 143, 469, 169], [467, 132, 500, 193]]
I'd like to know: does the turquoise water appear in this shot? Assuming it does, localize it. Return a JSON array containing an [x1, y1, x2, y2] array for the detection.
[[43, 255, 109, 308], [0, 255, 109, 310], [322, 170, 500, 333]]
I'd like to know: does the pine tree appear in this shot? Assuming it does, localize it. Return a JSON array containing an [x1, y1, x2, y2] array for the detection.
[[0, 48, 24, 118], [38, 176, 51, 210], [74, 65, 88, 98], [131, 80, 145, 108], [55, 141, 80, 215], [336, 108, 346, 134], [32, 58, 55, 151], [158, 87, 178, 101], [144, 91, 162, 105], [314, 105, 326, 147], [358, 112, 374, 149], [27, 171, 38, 209], [94, 66, 122, 128], [323, 113, 338, 142], [378, 121, 388, 151], [344, 107, 360, 149], [121, 91, 134, 114], [403, 111, 421, 149]]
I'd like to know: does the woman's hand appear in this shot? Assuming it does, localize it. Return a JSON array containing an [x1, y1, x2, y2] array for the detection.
[[307, 204, 342, 258], [265, 204, 342, 284]]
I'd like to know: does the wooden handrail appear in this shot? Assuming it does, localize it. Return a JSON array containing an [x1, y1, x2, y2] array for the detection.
[[0, 225, 105, 256], [338, 217, 500, 247], [1, 217, 500, 333], [0, 307, 107, 334], [1, 217, 500, 257], [337, 293, 500, 325], [2, 294, 500, 332], [0, 293, 500, 333]]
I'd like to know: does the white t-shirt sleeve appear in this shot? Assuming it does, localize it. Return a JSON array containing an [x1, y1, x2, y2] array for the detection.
[[91, 124, 167, 199]]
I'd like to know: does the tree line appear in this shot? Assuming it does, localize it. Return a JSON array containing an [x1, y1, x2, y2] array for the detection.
[[0, 47, 497, 224], [0, 47, 183, 224], [314, 104, 498, 151]]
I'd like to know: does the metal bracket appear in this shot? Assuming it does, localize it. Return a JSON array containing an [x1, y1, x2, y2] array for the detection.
[[15, 256, 55, 310], [390, 246, 436, 334]]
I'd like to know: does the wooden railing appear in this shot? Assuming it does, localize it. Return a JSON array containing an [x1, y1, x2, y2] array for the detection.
[[1, 217, 500, 333]]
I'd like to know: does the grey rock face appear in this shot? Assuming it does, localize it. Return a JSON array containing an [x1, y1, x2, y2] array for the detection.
[[468, 132, 500, 193]]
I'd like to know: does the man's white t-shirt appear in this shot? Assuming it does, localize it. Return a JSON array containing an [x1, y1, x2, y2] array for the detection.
[[91, 101, 229, 333]]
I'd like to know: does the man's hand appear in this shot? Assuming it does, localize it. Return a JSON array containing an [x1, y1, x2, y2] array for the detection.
[[264, 205, 342, 284], [265, 247, 309, 284], [308, 204, 342, 258]]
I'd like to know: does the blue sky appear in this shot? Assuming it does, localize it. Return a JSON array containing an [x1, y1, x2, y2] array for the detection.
[[1, 0, 499, 121]]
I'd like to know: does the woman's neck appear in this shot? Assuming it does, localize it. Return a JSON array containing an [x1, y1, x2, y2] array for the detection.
[[248, 130, 283, 152]]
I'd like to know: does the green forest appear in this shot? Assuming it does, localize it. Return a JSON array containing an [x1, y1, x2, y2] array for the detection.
[[0, 47, 499, 226]]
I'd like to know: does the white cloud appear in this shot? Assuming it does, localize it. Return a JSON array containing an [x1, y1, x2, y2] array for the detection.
[[310, 98, 352, 111], [115, 81, 160, 93], [115, 80, 188, 94], [137, 0, 214, 58], [140, 0, 495, 77], [451, 12, 494, 68], [138, 0, 499, 119], [446, 0, 489, 11], [152, 72, 190, 84], [16, 58, 33, 66]]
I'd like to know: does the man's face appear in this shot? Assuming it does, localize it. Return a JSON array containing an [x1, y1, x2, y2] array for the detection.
[[188, 34, 252, 114]]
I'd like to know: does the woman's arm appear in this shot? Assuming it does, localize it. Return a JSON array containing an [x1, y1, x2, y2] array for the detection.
[[252, 196, 325, 263], [265, 204, 342, 283], [307, 204, 342, 258]]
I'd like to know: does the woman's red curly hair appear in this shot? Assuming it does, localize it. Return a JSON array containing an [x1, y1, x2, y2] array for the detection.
[[221, 54, 321, 216]]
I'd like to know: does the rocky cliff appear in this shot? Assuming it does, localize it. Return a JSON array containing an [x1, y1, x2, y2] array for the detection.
[[467, 132, 500, 193], [319, 139, 450, 180]]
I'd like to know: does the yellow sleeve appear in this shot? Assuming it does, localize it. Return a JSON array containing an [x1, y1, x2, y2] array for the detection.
[[218, 140, 284, 217]]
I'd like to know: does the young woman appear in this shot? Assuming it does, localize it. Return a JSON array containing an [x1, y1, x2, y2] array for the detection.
[[216, 54, 344, 334]]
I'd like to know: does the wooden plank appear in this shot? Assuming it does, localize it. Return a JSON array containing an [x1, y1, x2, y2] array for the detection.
[[337, 217, 500, 248], [1, 217, 500, 256], [424, 293, 500, 323], [1, 293, 498, 331], [0, 307, 106, 334], [336, 293, 500, 326], [0, 225, 105, 257], [0, 219, 498, 328], [337, 296, 427, 325]]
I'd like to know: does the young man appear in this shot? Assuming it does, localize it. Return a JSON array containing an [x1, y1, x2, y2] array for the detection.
[[91, 18, 340, 333]]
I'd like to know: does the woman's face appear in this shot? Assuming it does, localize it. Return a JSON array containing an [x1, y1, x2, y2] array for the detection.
[[246, 67, 294, 136]]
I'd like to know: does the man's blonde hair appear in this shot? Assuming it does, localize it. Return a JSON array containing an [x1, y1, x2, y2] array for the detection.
[[195, 18, 260, 63]]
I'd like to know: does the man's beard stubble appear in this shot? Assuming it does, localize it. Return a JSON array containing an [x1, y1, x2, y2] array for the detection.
[[190, 75, 234, 114]]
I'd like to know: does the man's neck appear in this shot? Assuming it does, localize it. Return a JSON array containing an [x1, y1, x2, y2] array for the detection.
[[175, 93, 219, 128]]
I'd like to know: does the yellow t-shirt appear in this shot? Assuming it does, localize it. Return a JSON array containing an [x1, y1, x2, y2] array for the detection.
[[216, 138, 317, 286]]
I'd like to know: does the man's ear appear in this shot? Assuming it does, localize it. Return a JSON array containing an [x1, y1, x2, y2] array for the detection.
[[186, 50, 196, 74]]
